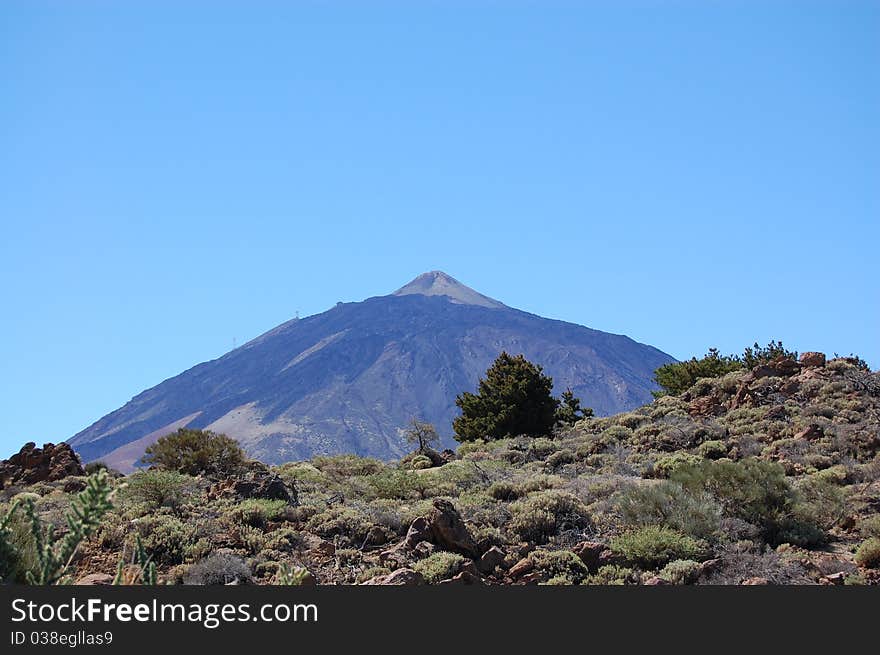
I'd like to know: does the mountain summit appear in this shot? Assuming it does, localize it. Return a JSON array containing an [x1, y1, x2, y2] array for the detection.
[[393, 271, 505, 309], [68, 272, 675, 471]]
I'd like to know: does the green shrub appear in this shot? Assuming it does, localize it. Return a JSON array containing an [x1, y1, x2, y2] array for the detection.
[[854, 538, 880, 569], [84, 461, 109, 475], [133, 515, 192, 565], [611, 526, 707, 570], [530, 549, 589, 584], [652, 452, 701, 478], [859, 515, 880, 539], [408, 455, 433, 470], [740, 341, 797, 368], [357, 566, 391, 583], [0, 505, 38, 583], [487, 481, 519, 501], [305, 506, 376, 545], [658, 559, 701, 584], [528, 438, 559, 458], [672, 458, 796, 543], [122, 470, 195, 512], [653, 348, 742, 396], [184, 552, 252, 585], [508, 490, 592, 543], [142, 429, 247, 477], [616, 481, 722, 540], [229, 499, 289, 528], [584, 565, 637, 585], [412, 552, 465, 584], [546, 450, 575, 469], [311, 455, 383, 478], [697, 440, 728, 460]]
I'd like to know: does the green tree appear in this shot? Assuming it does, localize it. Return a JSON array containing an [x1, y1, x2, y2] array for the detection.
[[141, 428, 247, 477], [653, 348, 742, 397], [404, 418, 440, 452], [741, 340, 797, 368], [453, 352, 559, 441], [555, 388, 593, 427]]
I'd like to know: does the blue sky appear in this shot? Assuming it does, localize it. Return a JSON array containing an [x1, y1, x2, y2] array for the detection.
[[1, 1, 877, 455]]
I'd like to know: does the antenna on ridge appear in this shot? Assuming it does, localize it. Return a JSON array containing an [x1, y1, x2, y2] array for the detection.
[[295, 310, 300, 320]]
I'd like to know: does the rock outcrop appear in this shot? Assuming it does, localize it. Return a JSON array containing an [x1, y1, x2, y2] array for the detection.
[[0, 442, 84, 489]]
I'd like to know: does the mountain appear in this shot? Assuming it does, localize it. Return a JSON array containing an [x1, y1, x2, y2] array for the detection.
[[68, 271, 675, 471]]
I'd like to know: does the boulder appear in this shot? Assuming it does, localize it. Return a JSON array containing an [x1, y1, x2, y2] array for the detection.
[[741, 577, 770, 585], [438, 570, 483, 585], [799, 352, 826, 368], [688, 396, 723, 417], [643, 576, 671, 586], [752, 357, 800, 379], [209, 462, 296, 503], [794, 424, 824, 441], [0, 442, 84, 489], [822, 572, 846, 585], [424, 499, 479, 558], [75, 573, 114, 586], [478, 546, 507, 574], [360, 568, 425, 586], [403, 516, 433, 549], [571, 541, 610, 573], [508, 557, 535, 579]]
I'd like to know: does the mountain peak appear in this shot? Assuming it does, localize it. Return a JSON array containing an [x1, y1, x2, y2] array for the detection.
[[392, 271, 505, 309]]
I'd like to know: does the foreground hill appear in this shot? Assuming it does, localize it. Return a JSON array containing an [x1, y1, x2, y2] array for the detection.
[[68, 271, 674, 470], [3, 352, 878, 585]]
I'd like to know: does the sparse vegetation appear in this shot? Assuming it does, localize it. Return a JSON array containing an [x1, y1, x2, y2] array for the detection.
[[3, 345, 877, 586]]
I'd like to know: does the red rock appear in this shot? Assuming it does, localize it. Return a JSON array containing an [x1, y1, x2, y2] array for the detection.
[[508, 557, 535, 579], [478, 546, 507, 574], [360, 568, 425, 585], [799, 352, 826, 368], [794, 424, 824, 441], [572, 541, 609, 573], [75, 573, 114, 586]]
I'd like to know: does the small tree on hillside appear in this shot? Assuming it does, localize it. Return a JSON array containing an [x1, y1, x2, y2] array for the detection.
[[404, 418, 440, 453], [453, 352, 559, 441], [555, 388, 593, 427], [141, 429, 247, 477]]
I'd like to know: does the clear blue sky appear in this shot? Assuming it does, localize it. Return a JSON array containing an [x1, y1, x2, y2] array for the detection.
[[1, 1, 877, 455]]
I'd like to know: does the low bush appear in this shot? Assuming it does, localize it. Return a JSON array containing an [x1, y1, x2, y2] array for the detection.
[[412, 552, 466, 583], [132, 515, 193, 565], [854, 538, 880, 569], [672, 458, 797, 543], [658, 559, 701, 585], [305, 506, 377, 546], [184, 552, 252, 585], [122, 470, 195, 512], [615, 481, 722, 541], [530, 550, 589, 584], [508, 490, 592, 543], [584, 565, 638, 585], [611, 526, 707, 570], [229, 499, 289, 528]]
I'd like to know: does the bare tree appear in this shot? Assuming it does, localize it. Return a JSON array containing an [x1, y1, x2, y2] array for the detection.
[[404, 418, 440, 453]]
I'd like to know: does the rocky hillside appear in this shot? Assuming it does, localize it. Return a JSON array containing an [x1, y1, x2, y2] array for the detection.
[[2, 352, 878, 586], [68, 271, 674, 470]]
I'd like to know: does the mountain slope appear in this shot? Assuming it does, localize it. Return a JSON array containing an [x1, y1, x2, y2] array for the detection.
[[68, 272, 674, 470]]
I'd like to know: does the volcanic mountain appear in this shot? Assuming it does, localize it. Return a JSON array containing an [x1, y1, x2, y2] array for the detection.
[[68, 272, 675, 471]]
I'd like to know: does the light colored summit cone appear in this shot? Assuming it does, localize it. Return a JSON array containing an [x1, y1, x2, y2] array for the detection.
[[393, 271, 505, 309]]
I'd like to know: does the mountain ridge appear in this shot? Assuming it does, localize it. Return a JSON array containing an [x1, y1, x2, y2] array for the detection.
[[68, 272, 675, 471]]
